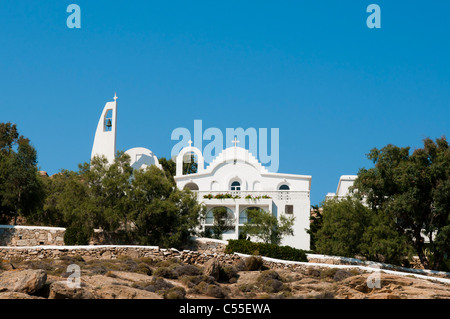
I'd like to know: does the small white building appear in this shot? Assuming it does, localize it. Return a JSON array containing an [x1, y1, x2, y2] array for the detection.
[[326, 175, 358, 200], [174, 140, 312, 250]]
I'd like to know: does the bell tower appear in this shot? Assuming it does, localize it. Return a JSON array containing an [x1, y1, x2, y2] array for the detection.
[[91, 93, 118, 163]]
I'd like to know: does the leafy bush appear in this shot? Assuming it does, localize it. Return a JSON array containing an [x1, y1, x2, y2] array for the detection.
[[164, 287, 186, 299], [225, 239, 307, 262], [256, 270, 287, 293], [154, 267, 178, 279], [64, 226, 91, 245], [144, 277, 174, 293], [244, 256, 264, 271], [257, 270, 281, 282], [238, 283, 257, 293], [137, 263, 153, 276], [181, 275, 216, 288], [219, 265, 239, 283], [174, 264, 202, 277], [333, 269, 353, 282], [206, 284, 228, 299]]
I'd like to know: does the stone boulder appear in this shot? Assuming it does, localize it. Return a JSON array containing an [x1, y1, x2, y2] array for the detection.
[[203, 258, 221, 281], [0, 269, 47, 294], [48, 281, 96, 299], [94, 285, 162, 299], [0, 291, 45, 299]]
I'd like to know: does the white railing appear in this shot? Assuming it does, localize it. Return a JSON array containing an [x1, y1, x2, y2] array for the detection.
[[194, 190, 309, 201]]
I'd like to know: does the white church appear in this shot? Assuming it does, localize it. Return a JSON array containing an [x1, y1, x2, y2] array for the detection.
[[91, 95, 354, 251]]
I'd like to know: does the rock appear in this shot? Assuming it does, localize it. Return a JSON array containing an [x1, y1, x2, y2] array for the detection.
[[0, 291, 45, 299], [48, 281, 95, 299], [0, 269, 47, 294], [94, 285, 162, 299], [203, 258, 221, 281], [333, 270, 353, 282]]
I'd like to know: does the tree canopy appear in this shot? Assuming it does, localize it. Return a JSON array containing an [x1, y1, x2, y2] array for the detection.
[[353, 137, 450, 270], [241, 208, 294, 245], [0, 123, 44, 224], [37, 152, 205, 248]]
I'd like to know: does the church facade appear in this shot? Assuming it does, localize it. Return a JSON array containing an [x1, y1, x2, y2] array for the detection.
[[91, 95, 315, 250], [174, 142, 312, 250]]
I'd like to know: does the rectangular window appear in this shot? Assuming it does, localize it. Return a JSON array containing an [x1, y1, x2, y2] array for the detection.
[[285, 205, 293, 215]]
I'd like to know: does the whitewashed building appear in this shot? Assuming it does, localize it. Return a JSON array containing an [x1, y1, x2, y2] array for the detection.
[[174, 140, 312, 250], [91, 95, 311, 250], [326, 175, 358, 200]]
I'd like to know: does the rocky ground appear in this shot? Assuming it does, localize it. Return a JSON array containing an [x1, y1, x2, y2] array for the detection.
[[0, 255, 449, 299]]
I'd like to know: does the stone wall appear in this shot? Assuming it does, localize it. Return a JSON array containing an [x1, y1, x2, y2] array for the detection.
[[187, 237, 228, 254], [0, 226, 65, 247], [0, 245, 242, 266]]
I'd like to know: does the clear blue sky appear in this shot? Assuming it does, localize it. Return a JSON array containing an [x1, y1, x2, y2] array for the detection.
[[1, 1, 449, 205]]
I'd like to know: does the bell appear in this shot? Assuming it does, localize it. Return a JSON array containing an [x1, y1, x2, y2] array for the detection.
[[106, 119, 112, 128]]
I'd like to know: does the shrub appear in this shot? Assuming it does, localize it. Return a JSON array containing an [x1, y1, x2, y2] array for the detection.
[[206, 284, 228, 299], [314, 291, 335, 299], [137, 257, 156, 265], [307, 268, 321, 277], [256, 270, 288, 293], [154, 267, 178, 279], [164, 287, 187, 299], [261, 279, 284, 293], [320, 268, 338, 279], [257, 270, 282, 283], [174, 264, 202, 277], [225, 240, 307, 262], [144, 277, 174, 293], [181, 275, 216, 288], [89, 265, 108, 275], [156, 258, 181, 268], [333, 269, 353, 282], [244, 256, 264, 271], [238, 283, 257, 293], [137, 263, 153, 276], [219, 265, 239, 283]]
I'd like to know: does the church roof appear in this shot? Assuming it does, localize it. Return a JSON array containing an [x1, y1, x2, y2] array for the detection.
[[204, 146, 269, 174]]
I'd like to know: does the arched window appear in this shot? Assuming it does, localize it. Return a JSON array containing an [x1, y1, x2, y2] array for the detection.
[[183, 152, 198, 175], [279, 184, 290, 190], [239, 207, 261, 224], [104, 109, 113, 132], [184, 183, 199, 191], [231, 181, 241, 191], [205, 207, 235, 225]]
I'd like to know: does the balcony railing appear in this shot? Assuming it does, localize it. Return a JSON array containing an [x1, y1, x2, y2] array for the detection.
[[194, 190, 309, 201]]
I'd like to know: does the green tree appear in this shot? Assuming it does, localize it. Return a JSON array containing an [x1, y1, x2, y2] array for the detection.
[[307, 205, 323, 252], [210, 207, 235, 240], [241, 208, 294, 245], [0, 123, 44, 224], [315, 197, 371, 258], [158, 157, 176, 184], [359, 210, 413, 265], [130, 165, 205, 248], [79, 152, 134, 233], [353, 137, 450, 270]]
